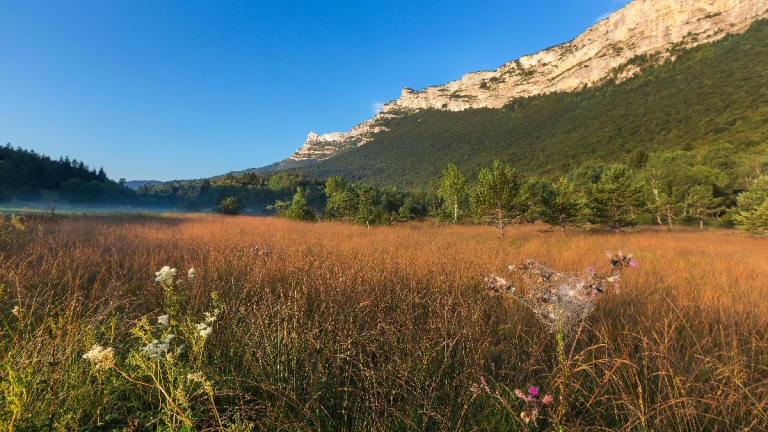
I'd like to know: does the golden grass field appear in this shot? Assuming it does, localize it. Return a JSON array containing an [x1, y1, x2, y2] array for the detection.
[[1, 214, 767, 431]]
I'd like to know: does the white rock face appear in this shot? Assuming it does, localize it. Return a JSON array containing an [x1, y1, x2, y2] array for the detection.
[[287, 0, 768, 164]]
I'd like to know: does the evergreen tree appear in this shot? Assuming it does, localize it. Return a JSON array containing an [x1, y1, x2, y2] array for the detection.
[[286, 187, 316, 221], [734, 176, 768, 233], [470, 160, 521, 235], [540, 177, 582, 231], [585, 165, 642, 230], [686, 185, 724, 229], [516, 178, 548, 224], [216, 196, 241, 215]]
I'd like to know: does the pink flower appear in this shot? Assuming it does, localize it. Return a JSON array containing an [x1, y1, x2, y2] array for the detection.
[[515, 386, 554, 425], [629, 258, 638, 268]]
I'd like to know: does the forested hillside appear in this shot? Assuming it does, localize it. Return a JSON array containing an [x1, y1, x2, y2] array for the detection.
[[292, 19, 768, 189], [0, 144, 135, 203]]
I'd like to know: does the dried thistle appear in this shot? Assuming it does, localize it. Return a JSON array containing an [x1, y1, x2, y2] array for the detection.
[[486, 251, 637, 335]]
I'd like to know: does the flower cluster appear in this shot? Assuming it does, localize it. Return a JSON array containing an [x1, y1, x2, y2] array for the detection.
[[196, 309, 218, 339], [196, 323, 213, 338], [83, 344, 115, 370], [142, 334, 176, 359], [157, 314, 169, 326], [515, 386, 553, 424], [486, 251, 638, 335], [155, 266, 177, 283], [187, 268, 196, 282], [187, 372, 205, 382]]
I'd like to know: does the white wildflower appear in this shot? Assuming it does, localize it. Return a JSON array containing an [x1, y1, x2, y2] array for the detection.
[[188, 268, 196, 281], [187, 372, 206, 382], [141, 334, 175, 359], [204, 310, 219, 324], [196, 322, 213, 338], [83, 344, 114, 370], [157, 315, 169, 326], [154, 266, 177, 283]]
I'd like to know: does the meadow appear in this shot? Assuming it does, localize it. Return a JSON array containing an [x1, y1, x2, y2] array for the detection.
[[1, 214, 766, 431]]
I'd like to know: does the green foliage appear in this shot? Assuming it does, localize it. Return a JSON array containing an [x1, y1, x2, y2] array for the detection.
[[216, 197, 241, 215], [355, 184, 386, 227], [324, 178, 359, 222], [584, 166, 643, 230], [293, 20, 768, 191], [322, 179, 432, 225], [436, 164, 469, 223], [470, 161, 521, 234], [0, 143, 134, 203], [139, 172, 327, 214], [734, 176, 768, 233], [539, 177, 583, 230], [273, 187, 317, 221], [643, 152, 727, 228]]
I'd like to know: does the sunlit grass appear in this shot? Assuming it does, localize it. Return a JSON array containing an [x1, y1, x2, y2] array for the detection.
[[1, 214, 766, 430]]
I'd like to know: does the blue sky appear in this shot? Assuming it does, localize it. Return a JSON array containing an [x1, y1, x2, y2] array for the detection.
[[0, 0, 630, 181]]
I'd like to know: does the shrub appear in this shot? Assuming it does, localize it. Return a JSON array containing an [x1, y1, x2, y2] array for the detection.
[[216, 197, 241, 215]]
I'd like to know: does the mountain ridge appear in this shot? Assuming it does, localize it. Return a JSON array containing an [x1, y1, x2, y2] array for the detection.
[[261, 0, 767, 170], [288, 18, 768, 188]]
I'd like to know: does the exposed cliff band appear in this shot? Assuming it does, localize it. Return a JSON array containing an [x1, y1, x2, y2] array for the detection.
[[285, 0, 768, 166]]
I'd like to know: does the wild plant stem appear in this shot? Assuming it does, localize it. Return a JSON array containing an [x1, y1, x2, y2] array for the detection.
[[556, 328, 568, 432]]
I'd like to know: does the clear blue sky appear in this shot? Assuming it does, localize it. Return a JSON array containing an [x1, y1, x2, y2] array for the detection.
[[0, 0, 630, 181]]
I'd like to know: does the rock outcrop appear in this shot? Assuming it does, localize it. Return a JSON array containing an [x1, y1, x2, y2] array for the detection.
[[285, 0, 768, 165]]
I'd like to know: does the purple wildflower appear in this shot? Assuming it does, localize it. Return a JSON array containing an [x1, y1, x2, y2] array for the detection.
[[515, 386, 553, 425]]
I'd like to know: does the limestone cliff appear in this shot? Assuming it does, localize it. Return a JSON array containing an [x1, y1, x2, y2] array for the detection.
[[284, 0, 768, 165]]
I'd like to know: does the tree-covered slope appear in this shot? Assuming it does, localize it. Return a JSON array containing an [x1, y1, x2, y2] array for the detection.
[[293, 20, 768, 189], [0, 144, 135, 202]]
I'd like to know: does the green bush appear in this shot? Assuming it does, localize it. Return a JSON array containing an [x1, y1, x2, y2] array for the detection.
[[216, 197, 241, 215]]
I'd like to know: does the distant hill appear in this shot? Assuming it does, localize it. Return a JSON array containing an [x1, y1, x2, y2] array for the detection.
[[0, 144, 136, 203], [288, 18, 768, 189], [125, 180, 163, 190]]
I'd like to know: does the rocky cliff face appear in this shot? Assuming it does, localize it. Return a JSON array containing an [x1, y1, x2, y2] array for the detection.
[[284, 0, 768, 165]]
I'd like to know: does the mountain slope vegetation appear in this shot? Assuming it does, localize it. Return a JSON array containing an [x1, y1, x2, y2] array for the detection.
[[292, 20, 768, 189]]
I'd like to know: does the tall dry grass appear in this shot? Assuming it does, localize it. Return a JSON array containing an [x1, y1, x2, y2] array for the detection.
[[0, 214, 766, 431]]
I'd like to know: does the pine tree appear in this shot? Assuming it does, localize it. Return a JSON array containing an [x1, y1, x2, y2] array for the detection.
[[734, 176, 768, 233], [540, 177, 582, 231], [470, 160, 520, 235], [287, 187, 316, 221], [585, 165, 642, 230]]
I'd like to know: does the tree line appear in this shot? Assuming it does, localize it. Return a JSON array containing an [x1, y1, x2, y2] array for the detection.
[[269, 157, 768, 234], [0, 143, 134, 203]]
